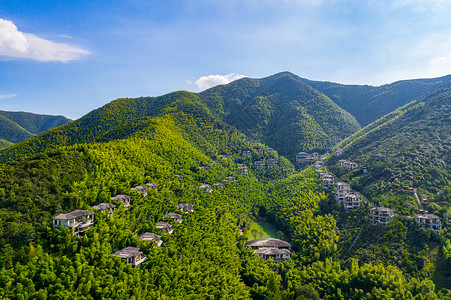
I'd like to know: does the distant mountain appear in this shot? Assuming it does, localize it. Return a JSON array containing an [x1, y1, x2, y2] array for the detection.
[[0, 75, 361, 163], [0, 114, 34, 143], [329, 82, 451, 207], [198, 72, 361, 160], [0, 110, 71, 147], [304, 75, 451, 126]]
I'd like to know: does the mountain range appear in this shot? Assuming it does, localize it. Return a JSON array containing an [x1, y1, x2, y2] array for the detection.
[[0, 71, 450, 298], [0, 110, 71, 148]]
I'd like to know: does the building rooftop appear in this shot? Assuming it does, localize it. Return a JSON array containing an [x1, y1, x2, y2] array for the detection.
[[113, 246, 142, 259], [254, 248, 291, 256], [415, 214, 440, 220], [244, 238, 292, 249], [370, 207, 395, 213], [138, 232, 161, 242], [52, 210, 94, 220], [92, 203, 116, 211]]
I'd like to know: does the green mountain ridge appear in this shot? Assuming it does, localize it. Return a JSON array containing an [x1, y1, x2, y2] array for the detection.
[[329, 82, 451, 207], [0, 110, 71, 147], [198, 72, 361, 159], [304, 75, 451, 126]]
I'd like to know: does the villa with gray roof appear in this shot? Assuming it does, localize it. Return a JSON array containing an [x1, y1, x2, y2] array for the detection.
[[415, 213, 441, 232], [113, 247, 147, 267], [244, 238, 292, 250], [138, 232, 163, 246], [156, 221, 174, 234], [163, 212, 183, 223], [111, 194, 131, 208], [52, 210, 95, 236], [176, 203, 194, 214], [92, 203, 116, 214], [370, 207, 395, 226]]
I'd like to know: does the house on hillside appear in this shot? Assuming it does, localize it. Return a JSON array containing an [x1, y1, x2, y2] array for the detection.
[[199, 184, 213, 193], [254, 161, 265, 169], [92, 203, 116, 215], [146, 183, 158, 189], [163, 212, 183, 223], [334, 182, 351, 202], [370, 207, 395, 226], [111, 194, 131, 208], [175, 174, 184, 180], [113, 247, 147, 267], [138, 232, 163, 246], [244, 238, 292, 250], [242, 150, 252, 157], [131, 185, 149, 196], [343, 193, 362, 210], [295, 152, 316, 166], [213, 182, 224, 188], [156, 221, 173, 234], [321, 174, 335, 190], [199, 166, 210, 171], [176, 203, 194, 214], [52, 210, 95, 236], [414, 213, 441, 232], [245, 238, 292, 263], [219, 154, 229, 159], [335, 148, 344, 157], [338, 159, 359, 169], [266, 159, 277, 167], [238, 164, 248, 174], [255, 148, 264, 154], [254, 248, 291, 263]]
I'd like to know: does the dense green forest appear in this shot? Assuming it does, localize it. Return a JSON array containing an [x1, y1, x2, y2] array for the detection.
[[304, 74, 451, 126], [198, 72, 361, 160], [1, 72, 450, 298], [329, 83, 451, 204], [0, 110, 71, 148]]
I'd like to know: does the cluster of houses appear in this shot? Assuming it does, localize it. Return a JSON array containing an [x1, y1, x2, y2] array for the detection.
[[295, 152, 319, 167], [253, 158, 278, 169], [52, 181, 196, 267], [316, 159, 442, 232], [242, 148, 274, 158], [244, 238, 292, 263], [337, 159, 359, 170]]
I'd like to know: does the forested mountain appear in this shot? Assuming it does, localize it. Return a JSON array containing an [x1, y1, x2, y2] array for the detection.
[[1, 105, 448, 298], [329, 82, 451, 208], [0, 110, 71, 148], [0, 114, 34, 143], [198, 72, 361, 160], [304, 75, 451, 126], [1, 72, 451, 298]]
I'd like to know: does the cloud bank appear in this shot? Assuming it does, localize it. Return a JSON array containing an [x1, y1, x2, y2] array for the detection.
[[0, 18, 90, 62], [195, 73, 247, 90], [0, 93, 17, 100]]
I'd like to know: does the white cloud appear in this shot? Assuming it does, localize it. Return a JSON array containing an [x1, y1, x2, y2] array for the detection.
[[0, 93, 16, 100], [0, 18, 90, 62], [195, 73, 247, 90]]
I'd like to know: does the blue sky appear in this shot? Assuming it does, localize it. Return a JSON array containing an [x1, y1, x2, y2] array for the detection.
[[1, 0, 451, 119]]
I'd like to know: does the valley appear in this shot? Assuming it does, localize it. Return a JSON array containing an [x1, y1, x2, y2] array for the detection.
[[0, 72, 450, 299]]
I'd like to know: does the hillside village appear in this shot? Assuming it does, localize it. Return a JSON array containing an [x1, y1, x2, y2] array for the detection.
[[297, 149, 443, 233]]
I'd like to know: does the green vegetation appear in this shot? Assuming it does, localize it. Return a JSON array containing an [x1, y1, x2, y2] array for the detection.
[[0, 110, 71, 147], [199, 72, 361, 161], [329, 83, 451, 204], [305, 74, 451, 126], [1, 73, 451, 298], [245, 220, 282, 240]]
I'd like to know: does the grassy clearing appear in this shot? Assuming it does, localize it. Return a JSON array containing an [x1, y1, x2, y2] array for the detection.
[[245, 220, 283, 240]]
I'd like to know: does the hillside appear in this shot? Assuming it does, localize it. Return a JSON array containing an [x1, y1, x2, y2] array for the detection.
[[0, 110, 71, 147], [0, 114, 34, 143], [0, 76, 361, 164], [328, 83, 451, 208], [198, 72, 361, 160], [0, 105, 448, 298], [305, 75, 451, 126]]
